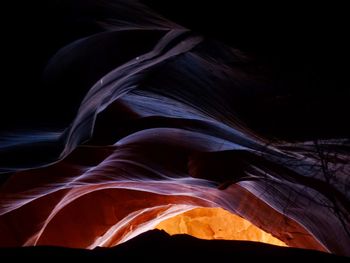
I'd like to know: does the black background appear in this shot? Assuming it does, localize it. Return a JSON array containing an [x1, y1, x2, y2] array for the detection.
[[0, 1, 348, 139]]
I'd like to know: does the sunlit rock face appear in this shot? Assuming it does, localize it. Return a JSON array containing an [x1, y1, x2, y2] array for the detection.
[[0, 0, 349, 257], [156, 207, 287, 246]]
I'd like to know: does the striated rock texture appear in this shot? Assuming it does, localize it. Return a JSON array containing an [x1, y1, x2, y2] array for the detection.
[[0, 0, 349, 256]]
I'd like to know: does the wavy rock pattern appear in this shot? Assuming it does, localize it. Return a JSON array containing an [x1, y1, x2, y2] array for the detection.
[[0, 0, 349, 256]]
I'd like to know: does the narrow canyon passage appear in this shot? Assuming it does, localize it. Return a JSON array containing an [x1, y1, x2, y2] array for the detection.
[[0, 0, 349, 259]]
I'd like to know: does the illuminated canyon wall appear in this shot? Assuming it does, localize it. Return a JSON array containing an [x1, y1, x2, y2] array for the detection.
[[0, 0, 349, 257], [156, 207, 287, 246]]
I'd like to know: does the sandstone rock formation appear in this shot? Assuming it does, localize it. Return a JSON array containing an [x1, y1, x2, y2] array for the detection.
[[0, 0, 349, 257]]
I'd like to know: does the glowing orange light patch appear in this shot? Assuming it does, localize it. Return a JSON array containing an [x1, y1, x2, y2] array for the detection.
[[156, 207, 287, 247]]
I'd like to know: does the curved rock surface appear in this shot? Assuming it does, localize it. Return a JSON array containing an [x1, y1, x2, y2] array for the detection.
[[0, 0, 349, 257]]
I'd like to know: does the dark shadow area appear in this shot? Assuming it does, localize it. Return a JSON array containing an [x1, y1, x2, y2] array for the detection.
[[0, 230, 348, 261]]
